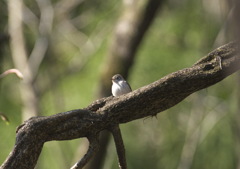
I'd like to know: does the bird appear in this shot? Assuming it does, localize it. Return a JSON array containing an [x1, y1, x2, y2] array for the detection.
[[111, 74, 132, 96]]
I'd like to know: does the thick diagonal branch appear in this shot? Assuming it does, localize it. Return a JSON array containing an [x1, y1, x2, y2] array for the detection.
[[1, 41, 239, 169]]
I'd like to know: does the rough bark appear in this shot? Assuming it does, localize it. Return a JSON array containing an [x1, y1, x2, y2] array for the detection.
[[1, 41, 239, 169]]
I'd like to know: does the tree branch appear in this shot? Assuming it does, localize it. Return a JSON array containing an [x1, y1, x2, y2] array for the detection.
[[70, 136, 100, 169], [1, 41, 239, 169], [109, 125, 127, 169]]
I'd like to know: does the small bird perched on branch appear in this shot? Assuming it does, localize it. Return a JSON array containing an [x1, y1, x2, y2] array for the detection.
[[111, 74, 132, 96]]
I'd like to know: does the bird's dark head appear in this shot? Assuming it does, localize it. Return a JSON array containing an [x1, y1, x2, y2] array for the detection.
[[112, 74, 124, 83]]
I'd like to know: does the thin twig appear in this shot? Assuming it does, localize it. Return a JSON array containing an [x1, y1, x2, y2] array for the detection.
[[109, 125, 127, 169], [70, 135, 100, 169], [0, 69, 24, 79]]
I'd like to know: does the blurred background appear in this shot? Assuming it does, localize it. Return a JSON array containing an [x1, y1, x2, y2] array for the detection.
[[0, 0, 240, 168]]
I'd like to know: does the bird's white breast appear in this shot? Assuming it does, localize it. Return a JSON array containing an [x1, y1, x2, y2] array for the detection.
[[112, 80, 131, 96]]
